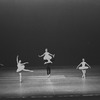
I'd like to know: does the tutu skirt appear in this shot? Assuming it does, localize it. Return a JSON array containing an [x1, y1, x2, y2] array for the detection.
[[79, 66, 88, 70], [16, 65, 25, 72], [43, 55, 52, 60]]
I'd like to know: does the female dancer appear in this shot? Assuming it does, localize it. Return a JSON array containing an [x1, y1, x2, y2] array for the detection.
[[38, 48, 55, 77], [76, 58, 91, 79], [16, 55, 33, 82]]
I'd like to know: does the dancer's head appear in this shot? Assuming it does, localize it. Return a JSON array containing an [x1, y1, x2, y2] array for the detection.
[[45, 48, 48, 52], [19, 60, 21, 63], [82, 58, 85, 62]]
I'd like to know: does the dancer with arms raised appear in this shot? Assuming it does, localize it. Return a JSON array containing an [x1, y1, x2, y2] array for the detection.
[[16, 55, 33, 82]]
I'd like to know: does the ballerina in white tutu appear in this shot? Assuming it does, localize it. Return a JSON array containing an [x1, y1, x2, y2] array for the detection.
[[76, 58, 91, 79], [38, 48, 55, 77], [38, 48, 55, 64], [16, 55, 33, 82]]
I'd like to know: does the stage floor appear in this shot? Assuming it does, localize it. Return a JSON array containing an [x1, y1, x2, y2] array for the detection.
[[0, 67, 100, 98]]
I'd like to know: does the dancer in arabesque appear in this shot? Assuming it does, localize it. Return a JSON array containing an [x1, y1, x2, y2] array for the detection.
[[38, 48, 55, 77], [16, 55, 33, 82], [76, 58, 91, 79]]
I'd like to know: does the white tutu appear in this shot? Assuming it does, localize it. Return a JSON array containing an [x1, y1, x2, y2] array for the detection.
[[43, 55, 52, 60], [79, 66, 88, 70], [16, 65, 25, 72]]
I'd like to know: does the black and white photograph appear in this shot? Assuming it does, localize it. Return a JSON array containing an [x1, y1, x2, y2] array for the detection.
[[0, 0, 100, 100]]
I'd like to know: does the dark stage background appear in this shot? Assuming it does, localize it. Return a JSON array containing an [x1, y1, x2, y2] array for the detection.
[[0, 0, 100, 69]]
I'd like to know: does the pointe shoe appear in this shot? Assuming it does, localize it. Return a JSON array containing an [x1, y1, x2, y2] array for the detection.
[[48, 74, 50, 78], [20, 79, 22, 83], [30, 70, 34, 72]]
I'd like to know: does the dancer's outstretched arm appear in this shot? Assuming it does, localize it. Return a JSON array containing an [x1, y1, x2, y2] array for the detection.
[[76, 63, 81, 69], [86, 63, 91, 68], [49, 53, 55, 57], [22, 62, 29, 65], [38, 53, 45, 57]]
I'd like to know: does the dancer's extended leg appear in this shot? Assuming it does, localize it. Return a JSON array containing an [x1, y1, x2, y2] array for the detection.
[[47, 64, 49, 75], [44, 60, 52, 65], [82, 70, 86, 79], [23, 69, 34, 72], [46, 63, 51, 77], [19, 73, 22, 83]]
